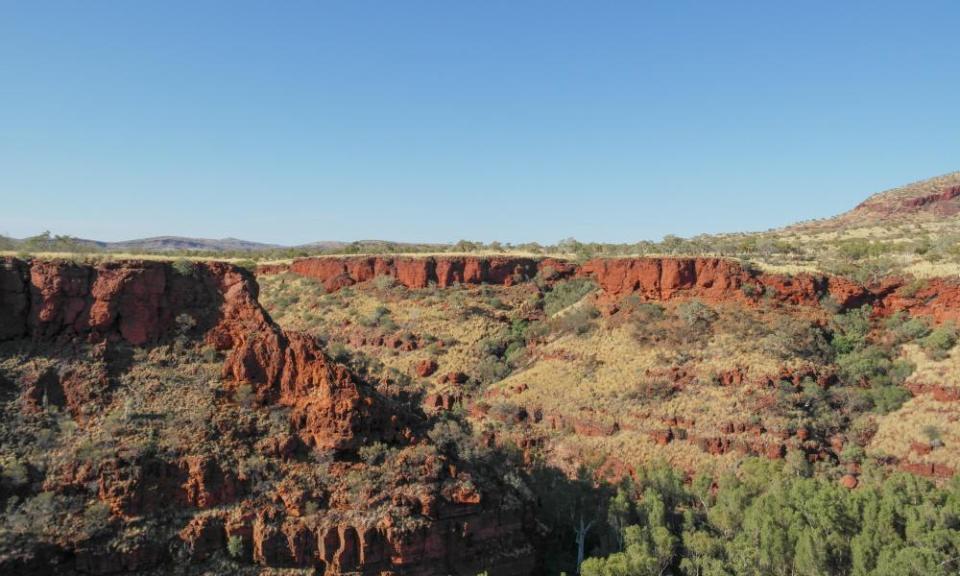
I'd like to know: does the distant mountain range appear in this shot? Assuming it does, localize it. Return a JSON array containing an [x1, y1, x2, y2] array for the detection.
[[6, 171, 960, 256], [106, 236, 285, 252], [0, 233, 448, 254]]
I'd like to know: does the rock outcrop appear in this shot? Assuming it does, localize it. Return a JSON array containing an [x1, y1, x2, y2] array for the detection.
[[0, 258, 245, 346], [878, 277, 960, 323], [205, 491, 532, 575]]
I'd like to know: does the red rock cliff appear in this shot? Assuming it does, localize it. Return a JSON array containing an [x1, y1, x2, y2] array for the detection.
[[1, 258, 253, 346], [279, 255, 960, 321], [282, 255, 869, 311], [577, 257, 873, 309], [287, 256, 576, 291]]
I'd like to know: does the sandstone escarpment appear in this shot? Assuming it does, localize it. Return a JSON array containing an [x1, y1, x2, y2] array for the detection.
[[578, 257, 960, 322], [279, 255, 951, 321], [287, 256, 576, 291], [577, 257, 874, 309]]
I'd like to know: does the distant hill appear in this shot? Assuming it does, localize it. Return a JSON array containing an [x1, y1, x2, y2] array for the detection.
[[789, 171, 960, 232], [0, 233, 450, 255], [107, 236, 282, 253]]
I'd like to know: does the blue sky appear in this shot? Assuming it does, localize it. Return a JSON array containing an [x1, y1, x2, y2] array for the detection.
[[2, 1, 958, 245]]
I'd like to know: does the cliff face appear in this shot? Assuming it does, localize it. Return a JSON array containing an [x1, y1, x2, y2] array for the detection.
[[286, 256, 577, 291], [578, 257, 876, 310], [0, 258, 251, 346], [281, 255, 960, 322], [0, 257, 534, 575]]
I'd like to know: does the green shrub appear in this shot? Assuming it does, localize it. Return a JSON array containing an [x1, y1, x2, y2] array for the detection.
[[327, 343, 351, 364], [544, 278, 598, 316], [174, 313, 197, 335], [884, 312, 930, 343], [476, 355, 511, 384], [763, 317, 832, 361], [360, 305, 394, 329], [554, 305, 600, 336], [427, 418, 486, 462], [897, 278, 927, 298], [867, 384, 912, 414], [359, 442, 393, 466], [234, 383, 254, 406], [622, 299, 665, 320], [171, 259, 194, 276], [837, 344, 908, 387], [922, 425, 943, 444], [81, 502, 112, 536], [227, 535, 244, 559], [373, 275, 396, 290], [677, 301, 718, 328], [840, 444, 866, 464], [629, 379, 677, 402], [0, 458, 30, 490], [920, 323, 958, 360], [830, 305, 872, 355]]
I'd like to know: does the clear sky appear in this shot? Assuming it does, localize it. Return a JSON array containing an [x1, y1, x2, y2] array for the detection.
[[2, 1, 958, 245]]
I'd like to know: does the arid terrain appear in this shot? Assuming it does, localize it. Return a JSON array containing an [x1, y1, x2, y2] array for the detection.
[[5, 174, 960, 575]]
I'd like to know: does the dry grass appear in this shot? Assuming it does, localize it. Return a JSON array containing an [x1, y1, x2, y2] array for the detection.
[[261, 259, 960, 479], [258, 273, 528, 394], [902, 343, 960, 389], [870, 395, 960, 470], [0, 250, 253, 263], [903, 260, 960, 279], [486, 303, 811, 473]]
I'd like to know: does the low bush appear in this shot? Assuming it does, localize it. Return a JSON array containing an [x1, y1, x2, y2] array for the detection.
[[762, 316, 833, 362], [922, 424, 943, 444], [837, 344, 911, 387], [373, 275, 396, 290], [920, 323, 958, 360], [227, 535, 245, 559], [676, 301, 718, 329], [830, 305, 872, 355], [233, 259, 257, 271], [884, 312, 930, 343], [543, 278, 597, 316], [554, 305, 600, 336], [476, 355, 512, 385], [171, 259, 194, 276], [360, 305, 395, 329]]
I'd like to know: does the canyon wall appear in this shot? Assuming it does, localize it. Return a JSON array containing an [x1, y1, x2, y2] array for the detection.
[[276, 255, 960, 322], [282, 255, 577, 291], [0, 257, 534, 575], [0, 258, 255, 346]]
